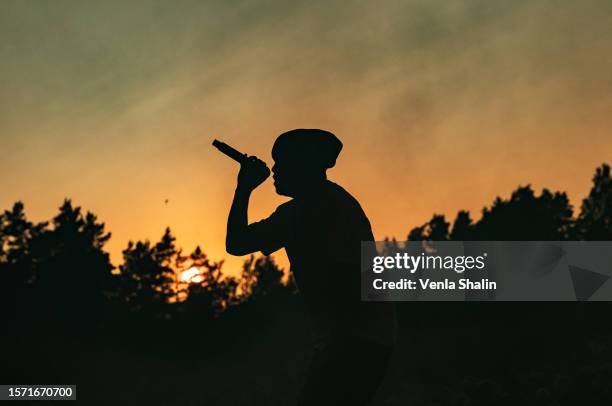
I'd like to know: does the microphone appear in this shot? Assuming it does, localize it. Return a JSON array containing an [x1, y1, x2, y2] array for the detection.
[[212, 139, 247, 164]]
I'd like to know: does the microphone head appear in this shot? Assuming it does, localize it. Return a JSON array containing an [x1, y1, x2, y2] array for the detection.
[[212, 139, 248, 163]]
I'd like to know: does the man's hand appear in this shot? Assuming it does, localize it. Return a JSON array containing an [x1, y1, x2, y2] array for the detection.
[[237, 156, 270, 193]]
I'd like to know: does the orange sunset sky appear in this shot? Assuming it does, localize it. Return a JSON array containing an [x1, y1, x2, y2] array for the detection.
[[2, 0, 612, 274]]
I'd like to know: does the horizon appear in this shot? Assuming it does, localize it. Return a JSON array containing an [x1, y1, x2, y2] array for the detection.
[[2, 164, 606, 275]]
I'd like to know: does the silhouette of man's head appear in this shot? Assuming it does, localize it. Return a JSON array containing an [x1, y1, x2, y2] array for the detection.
[[271, 129, 342, 197]]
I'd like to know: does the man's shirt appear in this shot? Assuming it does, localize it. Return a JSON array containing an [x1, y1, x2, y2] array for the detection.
[[248, 180, 397, 347]]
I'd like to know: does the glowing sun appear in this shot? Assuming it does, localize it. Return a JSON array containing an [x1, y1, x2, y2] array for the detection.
[[180, 267, 203, 283]]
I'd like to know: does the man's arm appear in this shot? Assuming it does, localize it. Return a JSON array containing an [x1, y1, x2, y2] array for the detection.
[[226, 156, 270, 256], [226, 187, 254, 255]]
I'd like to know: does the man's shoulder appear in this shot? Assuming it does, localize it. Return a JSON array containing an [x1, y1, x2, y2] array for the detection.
[[326, 181, 364, 211], [326, 181, 373, 233], [272, 199, 297, 217]]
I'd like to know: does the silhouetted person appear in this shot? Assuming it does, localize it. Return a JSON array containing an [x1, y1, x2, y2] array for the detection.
[[226, 129, 397, 406]]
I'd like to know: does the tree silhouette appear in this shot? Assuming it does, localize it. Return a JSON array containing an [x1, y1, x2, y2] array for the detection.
[[29, 200, 114, 324], [239, 255, 285, 301], [407, 224, 426, 241], [118, 227, 178, 319], [179, 246, 238, 320], [381, 237, 401, 256], [407, 186, 574, 242], [0, 202, 47, 267], [0, 202, 47, 321], [406, 213, 450, 241], [574, 163, 612, 240], [450, 210, 473, 240], [473, 186, 573, 240]]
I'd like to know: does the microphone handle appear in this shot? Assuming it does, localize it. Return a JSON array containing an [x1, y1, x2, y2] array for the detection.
[[212, 139, 247, 163]]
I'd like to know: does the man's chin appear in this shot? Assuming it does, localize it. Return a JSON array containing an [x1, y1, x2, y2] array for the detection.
[[274, 183, 293, 197]]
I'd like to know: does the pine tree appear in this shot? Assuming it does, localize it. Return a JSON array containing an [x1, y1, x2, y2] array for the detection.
[[574, 164, 612, 239]]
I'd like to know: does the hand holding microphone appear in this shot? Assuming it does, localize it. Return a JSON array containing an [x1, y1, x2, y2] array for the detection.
[[212, 139, 270, 192]]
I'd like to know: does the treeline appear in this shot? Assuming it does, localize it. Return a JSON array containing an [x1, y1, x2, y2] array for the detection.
[[0, 200, 293, 328], [1, 164, 611, 329], [385, 163, 611, 247]]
